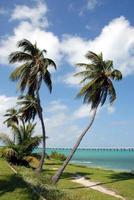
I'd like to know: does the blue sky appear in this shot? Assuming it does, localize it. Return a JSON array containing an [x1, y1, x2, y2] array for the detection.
[[0, 0, 134, 148]]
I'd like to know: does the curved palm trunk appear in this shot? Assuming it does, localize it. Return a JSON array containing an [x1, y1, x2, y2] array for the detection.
[[35, 92, 46, 173], [52, 106, 98, 184]]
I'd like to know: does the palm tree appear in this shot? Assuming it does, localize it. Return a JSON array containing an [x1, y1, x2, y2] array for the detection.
[[9, 39, 56, 172], [52, 51, 122, 183], [4, 108, 19, 143], [4, 108, 19, 127], [0, 122, 42, 166], [17, 95, 38, 122]]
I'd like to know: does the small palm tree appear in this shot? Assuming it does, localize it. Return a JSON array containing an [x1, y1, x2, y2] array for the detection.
[[52, 51, 122, 183], [4, 108, 19, 127], [4, 108, 20, 143], [0, 122, 42, 166], [9, 39, 56, 172]]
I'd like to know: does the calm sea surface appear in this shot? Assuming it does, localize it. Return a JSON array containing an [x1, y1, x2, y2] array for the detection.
[[35, 148, 134, 171]]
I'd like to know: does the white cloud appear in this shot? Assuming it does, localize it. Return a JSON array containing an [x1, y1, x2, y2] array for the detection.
[[46, 100, 68, 113], [61, 16, 134, 86], [73, 104, 90, 119], [62, 72, 81, 86], [11, 1, 49, 28], [0, 95, 17, 114], [0, 2, 134, 87], [0, 1, 62, 65], [0, 95, 17, 135]]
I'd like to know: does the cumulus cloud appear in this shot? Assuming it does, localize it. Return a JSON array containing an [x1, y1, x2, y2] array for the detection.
[[0, 95, 17, 134], [0, 95, 17, 114], [61, 16, 134, 86], [0, 0, 134, 82], [11, 1, 49, 28], [0, 1, 62, 65]]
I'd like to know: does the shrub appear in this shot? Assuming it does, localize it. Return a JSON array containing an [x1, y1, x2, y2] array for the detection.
[[49, 151, 66, 161]]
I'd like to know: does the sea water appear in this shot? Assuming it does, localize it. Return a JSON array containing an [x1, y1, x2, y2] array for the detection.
[[35, 148, 134, 171]]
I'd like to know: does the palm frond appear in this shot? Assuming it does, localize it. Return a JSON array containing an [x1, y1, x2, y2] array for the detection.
[[17, 39, 35, 55], [0, 133, 14, 146], [43, 70, 52, 92], [9, 51, 32, 63], [108, 79, 116, 103], [111, 69, 122, 80], [10, 63, 30, 81], [18, 95, 38, 122], [43, 58, 57, 69]]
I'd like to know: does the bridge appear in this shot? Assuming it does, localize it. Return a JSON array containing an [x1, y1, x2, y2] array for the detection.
[[47, 147, 134, 151]]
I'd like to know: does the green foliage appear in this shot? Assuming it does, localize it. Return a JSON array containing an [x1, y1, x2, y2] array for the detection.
[[4, 108, 19, 127], [50, 151, 66, 161], [9, 38, 57, 172], [0, 159, 39, 200], [9, 39, 56, 96], [0, 121, 42, 166], [20, 166, 86, 200], [76, 51, 122, 109], [17, 95, 38, 122]]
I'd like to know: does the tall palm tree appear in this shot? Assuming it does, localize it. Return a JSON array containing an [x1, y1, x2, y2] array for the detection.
[[52, 51, 122, 183], [0, 122, 42, 166], [9, 39, 56, 172]]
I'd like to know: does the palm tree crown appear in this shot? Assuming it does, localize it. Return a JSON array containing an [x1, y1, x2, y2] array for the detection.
[[75, 51, 122, 109], [9, 39, 56, 95], [0, 122, 42, 165], [4, 108, 19, 127]]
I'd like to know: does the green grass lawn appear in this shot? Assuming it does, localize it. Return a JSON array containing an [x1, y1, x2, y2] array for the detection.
[[0, 158, 134, 200], [0, 159, 39, 200], [44, 160, 134, 200]]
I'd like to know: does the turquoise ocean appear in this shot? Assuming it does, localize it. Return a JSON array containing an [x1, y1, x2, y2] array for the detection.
[[35, 148, 134, 171]]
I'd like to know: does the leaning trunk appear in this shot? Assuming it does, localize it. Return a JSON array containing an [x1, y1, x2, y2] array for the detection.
[[52, 107, 98, 184], [35, 91, 46, 173]]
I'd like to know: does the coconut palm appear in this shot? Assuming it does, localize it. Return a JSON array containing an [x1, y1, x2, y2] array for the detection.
[[17, 95, 38, 122], [4, 108, 20, 143], [9, 39, 56, 172], [4, 108, 19, 127], [0, 122, 42, 166], [52, 51, 122, 183]]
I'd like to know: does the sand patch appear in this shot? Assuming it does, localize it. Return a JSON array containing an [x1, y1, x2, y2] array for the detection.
[[72, 177, 126, 200]]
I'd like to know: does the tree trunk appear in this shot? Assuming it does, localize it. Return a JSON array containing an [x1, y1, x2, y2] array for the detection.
[[52, 107, 98, 184], [35, 92, 46, 173]]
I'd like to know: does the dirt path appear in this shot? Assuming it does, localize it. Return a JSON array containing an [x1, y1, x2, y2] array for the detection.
[[72, 177, 126, 200]]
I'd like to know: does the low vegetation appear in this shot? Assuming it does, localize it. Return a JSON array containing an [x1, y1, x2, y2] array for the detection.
[[1, 158, 133, 200], [49, 151, 66, 161], [0, 121, 42, 167]]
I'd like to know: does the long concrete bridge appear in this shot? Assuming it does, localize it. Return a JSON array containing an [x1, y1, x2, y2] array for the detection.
[[47, 147, 134, 151]]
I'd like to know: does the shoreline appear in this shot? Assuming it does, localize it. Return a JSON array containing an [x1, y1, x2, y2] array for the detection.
[[50, 159, 134, 174], [70, 161, 133, 173]]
